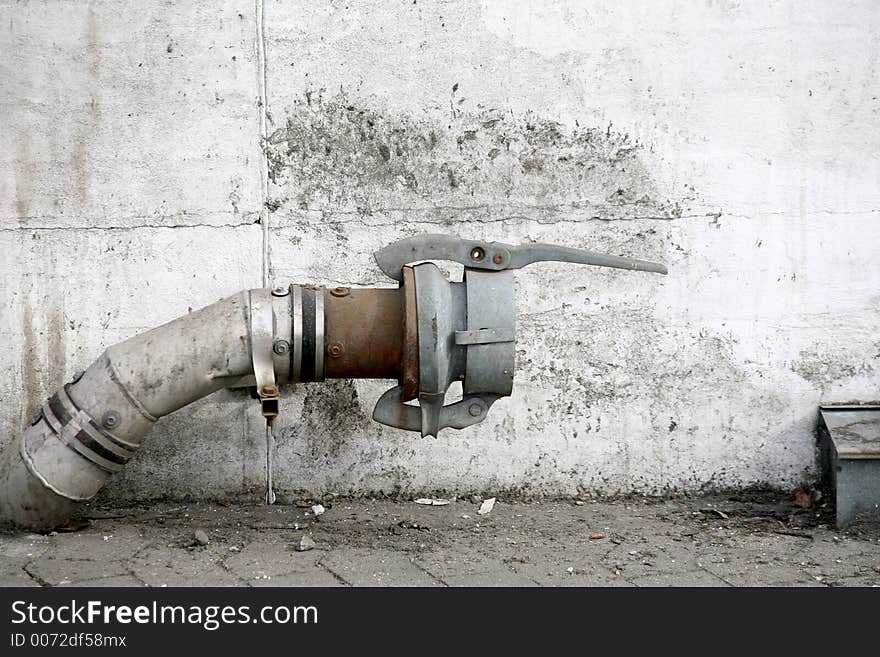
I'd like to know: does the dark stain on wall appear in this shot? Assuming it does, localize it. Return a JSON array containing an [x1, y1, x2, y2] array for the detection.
[[19, 303, 38, 422], [265, 91, 691, 222]]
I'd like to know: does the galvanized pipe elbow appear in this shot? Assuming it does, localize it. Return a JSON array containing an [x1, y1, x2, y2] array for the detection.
[[0, 284, 405, 530], [0, 291, 256, 529]]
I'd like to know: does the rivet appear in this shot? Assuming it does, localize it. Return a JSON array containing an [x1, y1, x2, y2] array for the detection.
[[469, 247, 485, 262], [271, 286, 289, 297], [101, 411, 121, 430], [273, 339, 290, 355], [493, 254, 504, 265], [330, 287, 350, 297], [468, 403, 483, 417], [328, 342, 345, 358]]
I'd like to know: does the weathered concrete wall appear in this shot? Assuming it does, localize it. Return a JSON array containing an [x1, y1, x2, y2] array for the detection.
[[2, 0, 878, 500]]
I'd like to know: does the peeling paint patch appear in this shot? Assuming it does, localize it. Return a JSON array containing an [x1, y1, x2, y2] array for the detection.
[[791, 344, 878, 387], [265, 91, 691, 221], [293, 380, 373, 461]]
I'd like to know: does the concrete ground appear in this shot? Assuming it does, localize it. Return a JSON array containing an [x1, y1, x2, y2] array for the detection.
[[2, 492, 879, 587]]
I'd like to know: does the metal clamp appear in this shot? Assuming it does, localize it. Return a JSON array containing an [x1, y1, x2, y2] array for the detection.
[[249, 289, 280, 426], [370, 234, 667, 437]]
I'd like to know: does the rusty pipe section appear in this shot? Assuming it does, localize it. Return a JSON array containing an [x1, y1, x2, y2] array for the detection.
[[0, 285, 406, 530], [323, 287, 404, 380]]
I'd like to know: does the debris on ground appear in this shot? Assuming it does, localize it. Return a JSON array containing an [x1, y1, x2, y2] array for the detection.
[[469, 494, 482, 504], [699, 507, 729, 519], [294, 500, 314, 508], [590, 533, 606, 540], [396, 519, 430, 531], [193, 529, 210, 546], [415, 498, 451, 506], [309, 504, 325, 516], [9, 491, 880, 588], [478, 497, 496, 515], [790, 488, 815, 509], [55, 518, 90, 533], [296, 535, 316, 552]]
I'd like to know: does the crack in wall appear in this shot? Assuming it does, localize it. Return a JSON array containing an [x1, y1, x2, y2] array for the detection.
[[255, 0, 271, 288]]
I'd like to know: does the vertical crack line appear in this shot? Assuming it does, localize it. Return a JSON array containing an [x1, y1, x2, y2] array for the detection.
[[254, 0, 272, 506], [255, 0, 270, 289]]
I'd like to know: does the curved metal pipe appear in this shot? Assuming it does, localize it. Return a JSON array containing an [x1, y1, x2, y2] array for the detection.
[[0, 291, 254, 529], [0, 285, 406, 530]]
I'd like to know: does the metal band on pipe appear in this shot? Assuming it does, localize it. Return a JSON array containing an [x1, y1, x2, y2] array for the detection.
[[249, 289, 280, 424], [60, 385, 139, 451], [41, 396, 126, 473], [47, 391, 135, 462], [314, 290, 325, 382], [291, 285, 303, 383], [300, 288, 316, 382]]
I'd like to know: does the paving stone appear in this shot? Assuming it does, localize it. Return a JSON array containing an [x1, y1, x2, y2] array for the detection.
[[319, 549, 442, 587], [225, 540, 320, 579], [250, 569, 344, 587], [0, 533, 50, 560], [0, 556, 39, 587], [600, 542, 704, 579], [511, 561, 632, 587], [440, 570, 539, 587], [129, 545, 242, 587], [415, 555, 538, 587], [48, 525, 151, 562], [629, 569, 729, 587], [58, 575, 145, 587], [26, 557, 130, 586], [794, 537, 880, 585], [700, 559, 825, 587]]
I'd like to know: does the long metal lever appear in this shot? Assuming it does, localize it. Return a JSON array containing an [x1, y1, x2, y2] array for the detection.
[[374, 234, 667, 281], [506, 243, 667, 275]]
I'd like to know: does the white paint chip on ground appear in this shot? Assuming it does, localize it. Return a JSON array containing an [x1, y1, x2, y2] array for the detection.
[[415, 498, 451, 506], [477, 497, 496, 515], [310, 504, 325, 516]]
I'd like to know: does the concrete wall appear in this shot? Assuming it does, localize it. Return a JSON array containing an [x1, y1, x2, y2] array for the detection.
[[2, 0, 878, 501]]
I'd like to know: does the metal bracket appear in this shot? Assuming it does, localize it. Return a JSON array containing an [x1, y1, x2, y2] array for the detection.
[[249, 289, 280, 426]]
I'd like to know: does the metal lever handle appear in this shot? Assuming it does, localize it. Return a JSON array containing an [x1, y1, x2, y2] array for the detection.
[[374, 234, 667, 281], [506, 243, 667, 275]]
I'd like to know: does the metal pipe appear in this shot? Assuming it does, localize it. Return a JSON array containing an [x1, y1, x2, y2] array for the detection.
[[323, 287, 404, 380], [0, 234, 665, 529], [0, 286, 404, 530], [0, 291, 254, 529]]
